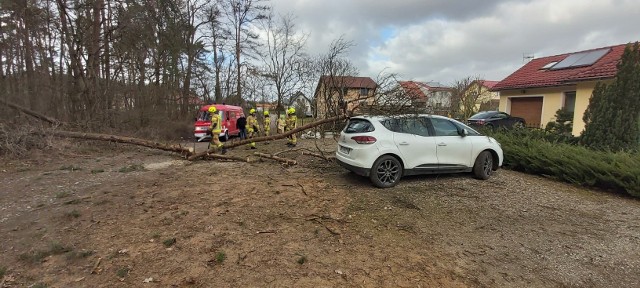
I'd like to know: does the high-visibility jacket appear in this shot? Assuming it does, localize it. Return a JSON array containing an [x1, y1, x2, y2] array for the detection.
[[210, 113, 222, 134], [285, 115, 297, 131], [263, 116, 271, 132], [247, 115, 258, 132], [277, 117, 285, 130]]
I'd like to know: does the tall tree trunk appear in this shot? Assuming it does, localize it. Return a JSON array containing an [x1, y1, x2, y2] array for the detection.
[[57, 0, 85, 121], [20, 7, 37, 111], [102, 0, 113, 126], [235, 25, 242, 99], [213, 36, 222, 102]]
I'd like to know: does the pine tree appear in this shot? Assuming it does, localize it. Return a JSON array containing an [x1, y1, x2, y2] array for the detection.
[[581, 42, 640, 151]]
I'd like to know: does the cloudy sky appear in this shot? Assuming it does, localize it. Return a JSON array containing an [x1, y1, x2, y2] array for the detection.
[[269, 0, 640, 84]]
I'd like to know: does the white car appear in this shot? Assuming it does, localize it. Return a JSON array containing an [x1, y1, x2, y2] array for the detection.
[[335, 115, 504, 188]]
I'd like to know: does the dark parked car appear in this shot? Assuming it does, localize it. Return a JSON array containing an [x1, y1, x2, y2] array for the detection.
[[467, 111, 525, 129]]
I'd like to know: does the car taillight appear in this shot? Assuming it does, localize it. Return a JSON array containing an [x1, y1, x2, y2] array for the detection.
[[351, 136, 377, 144]]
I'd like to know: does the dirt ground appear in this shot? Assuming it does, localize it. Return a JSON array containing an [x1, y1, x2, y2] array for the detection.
[[1, 137, 639, 288]]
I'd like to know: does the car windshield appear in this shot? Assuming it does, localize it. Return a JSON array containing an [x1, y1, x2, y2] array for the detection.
[[196, 111, 211, 121], [344, 118, 375, 133], [196, 110, 222, 121], [469, 111, 496, 119], [450, 118, 482, 136]]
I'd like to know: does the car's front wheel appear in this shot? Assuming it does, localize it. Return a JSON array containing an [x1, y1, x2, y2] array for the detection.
[[473, 151, 494, 180], [370, 155, 403, 188]]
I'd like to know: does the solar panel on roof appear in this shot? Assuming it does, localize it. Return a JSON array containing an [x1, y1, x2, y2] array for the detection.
[[572, 48, 610, 67], [551, 53, 586, 69], [550, 48, 610, 70]]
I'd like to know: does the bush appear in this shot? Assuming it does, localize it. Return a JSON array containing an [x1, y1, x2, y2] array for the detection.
[[545, 108, 574, 135], [490, 129, 640, 198], [581, 43, 640, 151], [485, 126, 579, 145], [0, 123, 51, 157]]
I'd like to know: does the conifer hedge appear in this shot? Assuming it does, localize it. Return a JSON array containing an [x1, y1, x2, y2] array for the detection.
[[489, 130, 640, 198], [581, 42, 640, 151]]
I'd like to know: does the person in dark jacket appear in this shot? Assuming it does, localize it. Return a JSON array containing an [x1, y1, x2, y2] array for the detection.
[[237, 115, 247, 140]]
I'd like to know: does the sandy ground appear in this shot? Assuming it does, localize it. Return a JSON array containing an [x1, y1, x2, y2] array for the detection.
[[1, 138, 639, 287]]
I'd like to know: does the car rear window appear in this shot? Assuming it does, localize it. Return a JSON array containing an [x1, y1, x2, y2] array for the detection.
[[343, 119, 375, 133], [381, 117, 431, 137], [469, 111, 496, 119]]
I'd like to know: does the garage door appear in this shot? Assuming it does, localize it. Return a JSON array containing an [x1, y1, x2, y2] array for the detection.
[[510, 97, 543, 128]]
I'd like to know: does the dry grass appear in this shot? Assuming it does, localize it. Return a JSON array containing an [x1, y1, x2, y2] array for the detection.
[[0, 123, 53, 158]]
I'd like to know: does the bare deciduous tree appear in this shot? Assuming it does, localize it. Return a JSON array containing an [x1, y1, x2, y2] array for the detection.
[[450, 76, 483, 120], [258, 12, 308, 113], [313, 36, 358, 118], [219, 0, 269, 100]]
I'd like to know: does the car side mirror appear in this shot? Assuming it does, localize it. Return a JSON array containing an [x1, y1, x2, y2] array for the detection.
[[194, 117, 197, 122], [459, 128, 468, 137]]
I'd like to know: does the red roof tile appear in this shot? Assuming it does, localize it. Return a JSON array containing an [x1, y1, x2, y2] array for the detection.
[[480, 80, 499, 89], [398, 81, 454, 101], [492, 43, 629, 91], [399, 81, 428, 100], [319, 76, 377, 89]]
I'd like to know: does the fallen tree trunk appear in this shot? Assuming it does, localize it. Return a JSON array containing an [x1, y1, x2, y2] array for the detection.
[[0, 98, 63, 126], [188, 115, 347, 161], [254, 152, 297, 165], [48, 130, 193, 156], [8, 97, 345, 161]]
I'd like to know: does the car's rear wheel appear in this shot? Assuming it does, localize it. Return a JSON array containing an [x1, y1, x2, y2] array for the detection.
[[473, 151, 493, 180], [370, 155, 403, 188], [513, 121, 525, 129], [485, 123, 495, 130]]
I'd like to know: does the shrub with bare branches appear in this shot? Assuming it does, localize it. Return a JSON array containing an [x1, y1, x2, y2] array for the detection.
[[0, 124, 53, 157]]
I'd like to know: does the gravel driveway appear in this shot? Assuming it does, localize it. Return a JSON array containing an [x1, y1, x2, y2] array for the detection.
[[337, 168, 640, 287], [1, 139, 638, 287]]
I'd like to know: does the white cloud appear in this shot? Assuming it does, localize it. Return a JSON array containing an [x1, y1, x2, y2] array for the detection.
[[270, 0, 640, 84]]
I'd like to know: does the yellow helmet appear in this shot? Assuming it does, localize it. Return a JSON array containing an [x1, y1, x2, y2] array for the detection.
[[288, 107, 296, 115], [208, 106, 217, 113], [249, 108, 256, 114], [263, 110, 269, 116]]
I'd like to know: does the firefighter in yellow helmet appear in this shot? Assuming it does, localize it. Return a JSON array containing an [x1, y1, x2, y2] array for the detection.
[[262, 110, 271, 144], [246, 108, 258, 149], [285, 107, 297, 147], [277, 114, 286, 134], [208, 106, 225, 153]]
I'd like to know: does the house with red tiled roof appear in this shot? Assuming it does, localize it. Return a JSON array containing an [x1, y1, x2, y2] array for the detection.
[[391, 81, 453, 108], [313, 75, 377, 118], [378, 81, 453, 110], [457, 80, 500, 118], [493, 43, 629, 135]]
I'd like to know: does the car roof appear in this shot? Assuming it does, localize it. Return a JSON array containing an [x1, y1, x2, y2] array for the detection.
[[350, 114, 452, 121], [200, 104, 243, 111]]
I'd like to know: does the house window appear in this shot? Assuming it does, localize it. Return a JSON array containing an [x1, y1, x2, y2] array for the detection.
[[564, 91, 576, 112], [360, 88, 369, 96], [541, 61, 558, 69]]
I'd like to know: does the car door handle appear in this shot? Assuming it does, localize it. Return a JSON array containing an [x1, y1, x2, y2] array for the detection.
[[438, 142, 447, 146], [399, 142, 409, 146]]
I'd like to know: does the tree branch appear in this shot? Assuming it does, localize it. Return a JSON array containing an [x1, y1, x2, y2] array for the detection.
[[0, 98, 63, 126], [188, 114, 346, 160], [45, 130, 193, 156]]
